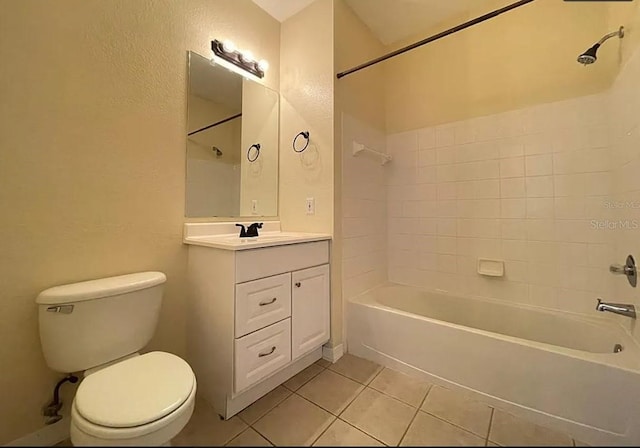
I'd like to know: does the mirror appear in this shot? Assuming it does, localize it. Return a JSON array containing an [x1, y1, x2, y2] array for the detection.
[[186, 51, 279, 218]]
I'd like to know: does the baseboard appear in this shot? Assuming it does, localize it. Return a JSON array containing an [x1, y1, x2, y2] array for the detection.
[[5, 418, 70, 447], [322, 343, 344, 363]]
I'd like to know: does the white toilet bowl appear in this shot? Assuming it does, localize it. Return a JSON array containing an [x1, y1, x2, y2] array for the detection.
[[70, 351, 196, 446]]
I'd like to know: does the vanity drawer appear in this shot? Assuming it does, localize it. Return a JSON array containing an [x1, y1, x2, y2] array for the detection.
[[235, 273, 291, 337], [235, 241, 329, 283], [234, 318, 291, 392]]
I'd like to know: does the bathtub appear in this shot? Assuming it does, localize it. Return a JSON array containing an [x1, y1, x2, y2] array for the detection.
[[347, 284, 640, 446]]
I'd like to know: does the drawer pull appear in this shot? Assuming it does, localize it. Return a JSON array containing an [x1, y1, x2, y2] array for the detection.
[[258, 346, 276, 357], [295, 282, 301, 288], [259, 297, 277, 306]]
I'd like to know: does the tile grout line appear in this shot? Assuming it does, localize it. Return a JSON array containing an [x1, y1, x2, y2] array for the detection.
[[337, 379, 430, 446], [238, 387, 294, 427], [307, 415, 339, 447], [397, 385, 431, 446], [485, 407, 495, 446], [282, 363, 327, 393], [419, 402, 494, 441], [234, 361, 330, 446], [326, 363, 384, 387], [248, 422, 277, 447], [222, 426, 254, 447]]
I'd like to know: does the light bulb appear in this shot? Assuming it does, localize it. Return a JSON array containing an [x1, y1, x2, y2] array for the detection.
[[222, 40, 236, 53], [241, 51, 255, 63], [257, 59, 269, 72]]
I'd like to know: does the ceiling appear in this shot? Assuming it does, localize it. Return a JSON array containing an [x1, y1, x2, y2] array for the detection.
[[252, 0, 501, 46], [345, 0, 497, 46], [252, 0, 317, 22]]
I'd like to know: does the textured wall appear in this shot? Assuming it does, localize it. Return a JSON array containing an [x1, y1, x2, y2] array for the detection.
[[383, 0, 629, 132], [278, 0, 335, 343], [334, 0, 388, 346], [279, 0, 334, 234], [0, 0, 280, 443]]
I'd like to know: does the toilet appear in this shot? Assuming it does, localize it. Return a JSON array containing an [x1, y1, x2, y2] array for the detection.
[[36, 271, 196, 446]]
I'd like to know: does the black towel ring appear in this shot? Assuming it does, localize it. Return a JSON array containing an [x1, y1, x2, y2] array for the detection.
[[247, 143, 261, 162], [293, 131, 310, 153]]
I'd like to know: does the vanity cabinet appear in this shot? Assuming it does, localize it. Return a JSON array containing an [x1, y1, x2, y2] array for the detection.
[[186, 239, 330, 419], [292, 265, 330, 360]]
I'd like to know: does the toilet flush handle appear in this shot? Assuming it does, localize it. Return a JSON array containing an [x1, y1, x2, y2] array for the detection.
[[46, 305, 74, 314]]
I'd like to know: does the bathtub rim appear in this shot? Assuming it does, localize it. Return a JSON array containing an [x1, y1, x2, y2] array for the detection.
[[349, 282, 640, 372]]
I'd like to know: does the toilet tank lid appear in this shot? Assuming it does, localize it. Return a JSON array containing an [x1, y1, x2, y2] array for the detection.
[[36, 271, 166, 305]]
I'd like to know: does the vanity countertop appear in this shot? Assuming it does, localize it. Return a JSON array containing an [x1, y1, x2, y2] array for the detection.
[[183, 222, 331, 251], [184, 231, 332, 251]]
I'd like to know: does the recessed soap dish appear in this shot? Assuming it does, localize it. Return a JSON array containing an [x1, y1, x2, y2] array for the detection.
[[477, 258, 504, 277]]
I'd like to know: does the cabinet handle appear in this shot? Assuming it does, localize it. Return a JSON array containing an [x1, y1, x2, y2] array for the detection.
[[295, 282, 301, 288], [258, 346, 276, 357], [259, 297, 277, 306]]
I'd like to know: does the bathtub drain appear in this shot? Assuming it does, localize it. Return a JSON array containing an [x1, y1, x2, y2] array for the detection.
[[614, 344, 624, 353]]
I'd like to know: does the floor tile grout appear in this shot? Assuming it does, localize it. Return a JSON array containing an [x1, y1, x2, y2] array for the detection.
[[248, 422, 276, 447], [485, 407, 495, 446], [282, 363, 326, 392], [397, 386, 431, 446], [334, 416, 390, 447], [308, 415, 338, 447], [419, 406, 493, 441], [188, 355, 575, 447]]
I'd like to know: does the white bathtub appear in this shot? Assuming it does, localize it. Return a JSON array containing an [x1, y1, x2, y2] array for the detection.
[[347, 284, 640, 446]]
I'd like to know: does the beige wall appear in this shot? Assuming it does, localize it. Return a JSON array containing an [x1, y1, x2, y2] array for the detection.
[[279, 0, 334, 235], [279, 0, 335, 343], [383, 0, 631, 133], [334, 0, 388, 347], [0, 0, 280, 443]]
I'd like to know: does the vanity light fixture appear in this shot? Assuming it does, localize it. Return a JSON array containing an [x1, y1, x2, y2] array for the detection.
[[211, 39, 267, 79]]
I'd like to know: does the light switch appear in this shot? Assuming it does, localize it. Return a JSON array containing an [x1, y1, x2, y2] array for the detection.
[[251, 200, 258, 214]]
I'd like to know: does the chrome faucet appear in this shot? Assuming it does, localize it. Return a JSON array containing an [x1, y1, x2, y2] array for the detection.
[[596, 298, 636, 318]]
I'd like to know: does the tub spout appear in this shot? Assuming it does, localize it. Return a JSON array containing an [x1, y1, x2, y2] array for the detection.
[[596, 298, 636, 318]]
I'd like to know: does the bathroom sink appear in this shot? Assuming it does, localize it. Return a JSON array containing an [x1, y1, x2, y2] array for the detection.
[[184, 231, 331, 250]]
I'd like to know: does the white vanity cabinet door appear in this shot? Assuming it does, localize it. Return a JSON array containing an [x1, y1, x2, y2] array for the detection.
[[291, 264, 330, 361], [235, 273, 292, 338], [234, 318, 291, 393]]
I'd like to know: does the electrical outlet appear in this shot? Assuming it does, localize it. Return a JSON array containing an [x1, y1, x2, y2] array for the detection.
[[306, 197, 315, 215], [251, 200, 258, 215]]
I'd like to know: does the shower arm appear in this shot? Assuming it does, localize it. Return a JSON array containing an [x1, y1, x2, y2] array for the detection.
[[597, 27, 624, 46]]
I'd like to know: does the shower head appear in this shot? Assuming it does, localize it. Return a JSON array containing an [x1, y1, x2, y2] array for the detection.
[[577, 44, 600, 65], [212, 146, 223, 157], [577, 26, 624, 66]]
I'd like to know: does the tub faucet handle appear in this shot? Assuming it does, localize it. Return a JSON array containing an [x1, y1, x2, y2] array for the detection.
[[609, 255, 637, 288]]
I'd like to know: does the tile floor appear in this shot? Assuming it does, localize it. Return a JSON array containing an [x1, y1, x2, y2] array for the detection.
[[172, 354, 586, 447]]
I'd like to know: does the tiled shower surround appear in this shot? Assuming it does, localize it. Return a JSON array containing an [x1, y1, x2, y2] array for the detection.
[[341, 114, 388, 301], [342, 46, 640, 322], [385, 92, 615, 315], [610, 44, 640, 339]]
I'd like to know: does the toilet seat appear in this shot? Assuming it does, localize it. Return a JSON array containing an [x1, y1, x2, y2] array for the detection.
[[71, 351, 196, 445]]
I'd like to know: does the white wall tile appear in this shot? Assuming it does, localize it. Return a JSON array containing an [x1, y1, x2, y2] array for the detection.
[[380, 86, 632, 317], [525, 154, 553, 176]]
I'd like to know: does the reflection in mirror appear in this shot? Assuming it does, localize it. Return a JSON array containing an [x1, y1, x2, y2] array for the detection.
[[185, 51, 279, 218]]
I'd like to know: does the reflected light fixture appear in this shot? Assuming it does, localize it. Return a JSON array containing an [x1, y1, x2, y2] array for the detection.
[[211, 39, 267, 79]]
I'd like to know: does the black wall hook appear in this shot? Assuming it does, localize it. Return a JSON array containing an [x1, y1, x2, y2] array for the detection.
[[293, 131, 310, 153]]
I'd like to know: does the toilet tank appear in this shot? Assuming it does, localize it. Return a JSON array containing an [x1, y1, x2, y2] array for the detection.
[[36, 272, 166, 373]]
